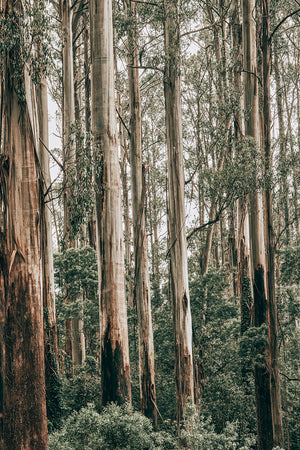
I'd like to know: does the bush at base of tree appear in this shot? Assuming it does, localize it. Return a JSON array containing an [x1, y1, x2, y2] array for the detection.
[[49, 403, 176, 449]]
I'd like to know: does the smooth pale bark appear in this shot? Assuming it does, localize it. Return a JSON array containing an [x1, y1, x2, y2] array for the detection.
[[230, 0, 252, 356], [0, 4, 48, 447], [274, 44, 290, 245], [90, 0, 131, 405], [164, 0, 194, 425], [61, 0, 85, 366], [261, 1, 284, 446], [83, 15, 96, 249], [125, 0, 157, 426], [73, 10, 86, 366], [119, 105, 134, 307], [242, 1, 273, 448], [36, 76, 59, 363], [62, 0, 76, 237]]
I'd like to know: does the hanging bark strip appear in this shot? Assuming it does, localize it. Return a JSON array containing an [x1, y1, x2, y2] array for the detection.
[[90, 0, 131, 405], [163, 0, 194, 425]]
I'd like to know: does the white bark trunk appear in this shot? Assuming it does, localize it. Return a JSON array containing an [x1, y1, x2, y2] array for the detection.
[[90, 0, 131, 404], [164, 0, 194, 425]]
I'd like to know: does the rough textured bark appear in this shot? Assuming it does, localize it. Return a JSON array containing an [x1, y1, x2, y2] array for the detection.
[[125, 0, 157, 426], [0, 4, 48, 448], [90, 0, 131, 405], [260, 1, 284, 446], [242, 1, 273, 448], [164, 0, 194, 425]]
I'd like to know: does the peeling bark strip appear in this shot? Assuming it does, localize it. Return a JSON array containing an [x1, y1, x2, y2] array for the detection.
[[90, 0, 131, 404], [0, 4, 48, 448], [163, 0, 194, 425]]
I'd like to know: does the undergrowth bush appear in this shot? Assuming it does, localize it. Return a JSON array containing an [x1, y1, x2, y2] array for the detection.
[[49, 402, 176, 449]]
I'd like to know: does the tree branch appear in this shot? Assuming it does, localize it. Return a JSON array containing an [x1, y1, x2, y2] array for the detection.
[[280, 372, 300, 382], [116, 109, 131, 137], [269, 8, 300, 42], [39, 138, 64, 170]]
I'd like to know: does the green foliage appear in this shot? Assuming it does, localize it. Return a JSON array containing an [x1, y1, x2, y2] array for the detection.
[[49, 403, 176, 450], [279, 244, 300, 286], [54, 246, 99, 359], [180, 400, 256, 450], [189, 266, 256, 443], [64, 125, 95, 240], [239, 325, 269, 369], [0, 1, 52, 100], [61, 358, 102, 417]]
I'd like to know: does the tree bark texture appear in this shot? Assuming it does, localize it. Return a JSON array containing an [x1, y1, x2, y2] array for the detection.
[[126, 0, 157, 427], [90, 0, 131, 405], [0, 4, 48, 447], [242, 1, 273, 448], [260, 1, 284, 446], [164, 0, 194, 425]]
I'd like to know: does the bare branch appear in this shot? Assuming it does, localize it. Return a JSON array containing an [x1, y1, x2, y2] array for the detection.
[[39, 138, 64, 170], [269, 8, 300, 42]]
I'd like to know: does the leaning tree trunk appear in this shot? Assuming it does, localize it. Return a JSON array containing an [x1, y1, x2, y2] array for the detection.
[[125, 0, 157, 427], [0, 3, 48, 448], [260, 1, 284, 446], [242, 1, 273, 448], [90, 0, 131, 405], [163, 0, 194, 425]]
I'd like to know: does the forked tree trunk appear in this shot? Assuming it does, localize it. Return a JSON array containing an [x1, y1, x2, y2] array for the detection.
[[260, 1, 284, 446], [125, 0, 157, 427], [90, 0, 131, 405], [0, 4, 48, 448], [163, 0, 194, 425], [242, 1, 273, 448]]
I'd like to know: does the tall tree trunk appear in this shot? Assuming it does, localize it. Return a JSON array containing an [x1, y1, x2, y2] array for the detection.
[[119, 114, 133, 307], [163, 0, 194, 425], [36, 75, 59, 365], [260, 1, 284, 446], [274, 42, 290, 245], [125, 0, 157, 427], [61, 0, 79, 365], [83, 14, 96, 250], [0, 4, 48, 448], [90, 0, 131, 405], [242, 1, 273, 448]]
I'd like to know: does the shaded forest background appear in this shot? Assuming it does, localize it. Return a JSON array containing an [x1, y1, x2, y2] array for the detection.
[[0, 0, 299, 449]]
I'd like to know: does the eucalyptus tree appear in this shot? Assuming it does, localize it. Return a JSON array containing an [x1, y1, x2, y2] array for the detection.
[[124, 0, 157, 426], [0, 1, 49, 447], [163, 0, 195, 424], [90, 0, 131, 404], [242, 0, 273, 447], [260, 0, 284, 445]]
